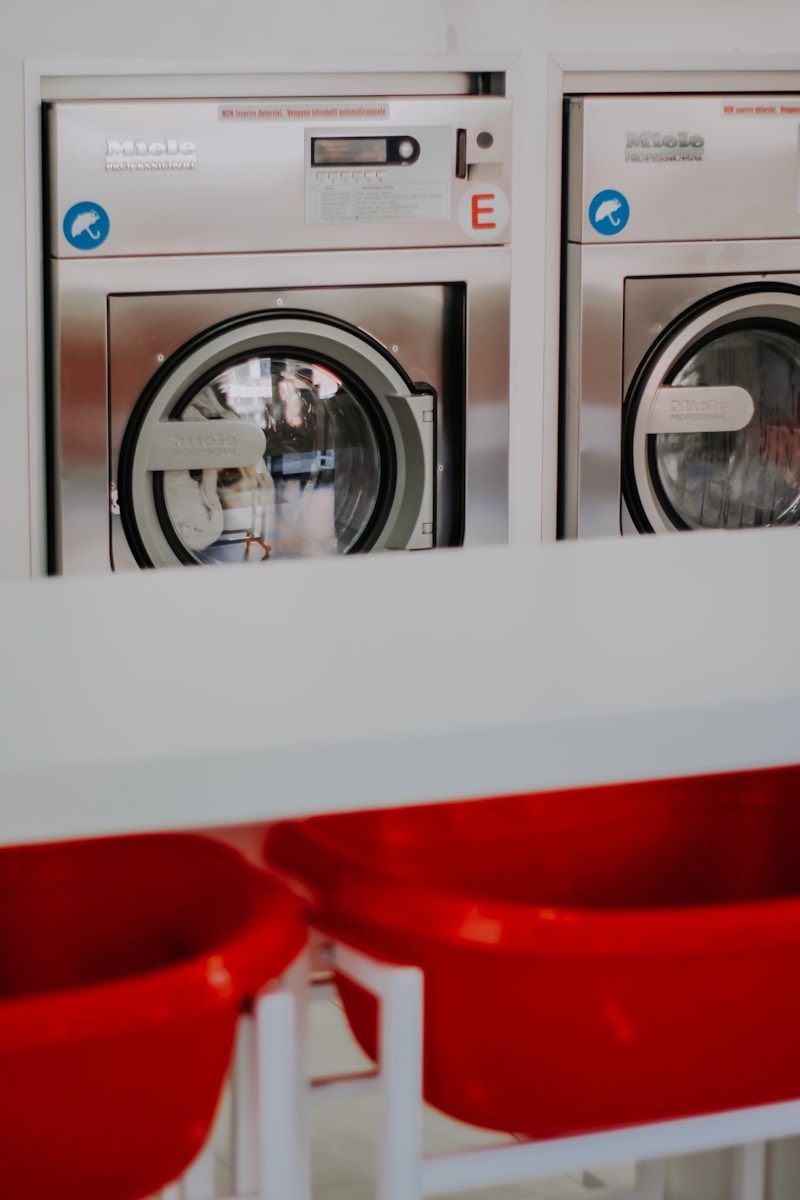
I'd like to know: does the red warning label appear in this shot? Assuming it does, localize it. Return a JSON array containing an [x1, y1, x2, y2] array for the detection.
[[721, 99, 800, 117], [218, 103, 390, 122]]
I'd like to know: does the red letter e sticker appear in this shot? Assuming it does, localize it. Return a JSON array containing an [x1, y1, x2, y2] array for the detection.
[[458, 185, 509, 241]]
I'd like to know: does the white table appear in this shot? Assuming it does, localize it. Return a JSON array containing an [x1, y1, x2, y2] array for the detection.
[[0, 528, 797, 848]]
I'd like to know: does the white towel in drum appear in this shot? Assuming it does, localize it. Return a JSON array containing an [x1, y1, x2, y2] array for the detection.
[[163, 468, 224, 552]]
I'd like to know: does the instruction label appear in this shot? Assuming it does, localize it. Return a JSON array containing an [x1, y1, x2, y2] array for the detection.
[[308, 179, 448, 224]]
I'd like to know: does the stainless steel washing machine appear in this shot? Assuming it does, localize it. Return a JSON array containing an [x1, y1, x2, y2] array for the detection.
[[46, 89, 511, 572], [562, 93, 800, 538]]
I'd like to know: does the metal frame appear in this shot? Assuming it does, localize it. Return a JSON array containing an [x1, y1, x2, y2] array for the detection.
[[156, 935, 800, 1200]]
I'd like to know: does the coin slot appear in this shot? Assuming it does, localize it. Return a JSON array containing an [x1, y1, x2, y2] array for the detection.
[[456, 129, 467, 178]]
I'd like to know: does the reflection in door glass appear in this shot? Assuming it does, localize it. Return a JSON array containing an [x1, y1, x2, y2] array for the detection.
[[162, 355, 382, 563], [654, 326, 800, 529]]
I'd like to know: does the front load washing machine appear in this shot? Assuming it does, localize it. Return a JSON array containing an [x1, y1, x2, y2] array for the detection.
[[562, 93, 800, 538], [46, 89, 510, 573]]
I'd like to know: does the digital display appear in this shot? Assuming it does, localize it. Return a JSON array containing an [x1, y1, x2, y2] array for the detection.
[[312, 138, 388, 165]]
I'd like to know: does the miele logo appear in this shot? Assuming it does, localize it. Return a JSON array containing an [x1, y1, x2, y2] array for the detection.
[[625, 131, 705, 162], [172, 432, 237, 455], [105, 138, 197, 172], [670, 396, 726, 417]]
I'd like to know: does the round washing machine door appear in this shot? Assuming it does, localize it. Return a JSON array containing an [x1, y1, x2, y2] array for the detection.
[[118, 311, 435, 567], [623, 287, 800, 533]]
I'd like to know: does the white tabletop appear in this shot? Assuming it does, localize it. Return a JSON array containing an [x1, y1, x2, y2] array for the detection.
[[1, 530, 798, 848]]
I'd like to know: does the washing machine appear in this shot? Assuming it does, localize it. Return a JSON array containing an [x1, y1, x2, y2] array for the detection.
[[562, 93, 800, 538], [46, 87, 511, 573]]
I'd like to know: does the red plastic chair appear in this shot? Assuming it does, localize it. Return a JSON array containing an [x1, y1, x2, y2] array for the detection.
[[0, 832, 305, 1200], [266, 763, 800, 1138]]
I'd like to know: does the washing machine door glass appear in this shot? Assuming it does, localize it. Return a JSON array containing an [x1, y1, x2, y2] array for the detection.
[[119, 310, 435, 569], [160, 356, 382, 564], [651, 324, 800, 529], [625, 292, 800, 533]]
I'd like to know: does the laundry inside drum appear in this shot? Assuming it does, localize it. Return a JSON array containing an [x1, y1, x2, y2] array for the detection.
[[161, 355, 383, 564], [653, 324, 800, 529]]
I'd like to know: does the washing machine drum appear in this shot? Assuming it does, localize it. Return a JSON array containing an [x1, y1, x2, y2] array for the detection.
[[118, 312, 435, 567], [623, 288, 800, 533]]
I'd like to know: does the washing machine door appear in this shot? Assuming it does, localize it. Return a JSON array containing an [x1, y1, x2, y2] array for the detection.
[[623, 287, 800, 533], [118, 312, 435, 567]]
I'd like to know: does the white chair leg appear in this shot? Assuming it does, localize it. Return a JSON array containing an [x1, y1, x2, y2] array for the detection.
[[285, 949, 312, 1200], [232, 1011, 258, 1196], [230, 947, 310, 1200], [257, 982, 301, 1200], [633, 1158, 667, 1200], [731, 1142, 766, 1200], [377, 965, 424, 1200]]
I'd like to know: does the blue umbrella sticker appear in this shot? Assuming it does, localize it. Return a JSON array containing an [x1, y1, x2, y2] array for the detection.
[[63, 202, 110, 250], [589, 190, 630, 236]]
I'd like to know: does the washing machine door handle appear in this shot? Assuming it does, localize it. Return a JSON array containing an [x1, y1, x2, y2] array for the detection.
[[140, 419, 267, 471], [646, 385, 755, 435], [382, 392, 436, 551]]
